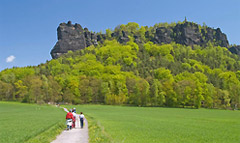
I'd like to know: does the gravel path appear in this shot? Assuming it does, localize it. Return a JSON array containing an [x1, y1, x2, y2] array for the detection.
[[51, 108, 89, 143]]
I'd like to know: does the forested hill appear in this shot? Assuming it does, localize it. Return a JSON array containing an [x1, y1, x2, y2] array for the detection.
[[0, 21, 240, 109]]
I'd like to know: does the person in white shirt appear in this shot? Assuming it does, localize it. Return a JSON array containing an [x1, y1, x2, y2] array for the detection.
[[72, 111, 77, 128], [79, 112, 85, 128]]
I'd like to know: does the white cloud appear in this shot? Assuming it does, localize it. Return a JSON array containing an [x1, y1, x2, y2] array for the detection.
[[6, 55, 16, 63]]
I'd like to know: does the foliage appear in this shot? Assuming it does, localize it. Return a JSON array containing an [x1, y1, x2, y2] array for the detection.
[[1, 22, 240, 109]]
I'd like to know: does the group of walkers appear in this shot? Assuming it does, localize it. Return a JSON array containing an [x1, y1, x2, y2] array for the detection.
[[65, 108, 85, 130]]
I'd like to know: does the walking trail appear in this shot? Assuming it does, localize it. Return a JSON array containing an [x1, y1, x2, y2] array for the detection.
[[51, 107, 89, 143]]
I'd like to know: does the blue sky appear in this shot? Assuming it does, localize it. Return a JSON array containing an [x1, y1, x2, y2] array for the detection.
[[0, 0, 239, 71]]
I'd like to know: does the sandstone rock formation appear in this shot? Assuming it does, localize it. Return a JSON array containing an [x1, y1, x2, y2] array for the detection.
[[151, 22, 229, 47], [229, 45, 240, 56], [154, 27, 173, 44], [51, 21, 98, 59], [51, 21, 233, 59]]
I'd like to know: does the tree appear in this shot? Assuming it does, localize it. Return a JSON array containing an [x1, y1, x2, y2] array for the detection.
[[154, 68, 173, 81], [14, 80, 27, 101], [48, 76, 62, 103], [106, 29, 112, 39], [0, 81, 13, 100], [28, 76, 43, 103], [150, 79, 166, 106]]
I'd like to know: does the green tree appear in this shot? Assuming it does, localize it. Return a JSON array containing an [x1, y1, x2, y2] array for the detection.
[[14, 80, 27, 101]]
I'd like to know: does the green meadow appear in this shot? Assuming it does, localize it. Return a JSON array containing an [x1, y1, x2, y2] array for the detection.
[[66, 105, 240, 143], [1, 102, 239, 143], [0, 102, 65, 143]]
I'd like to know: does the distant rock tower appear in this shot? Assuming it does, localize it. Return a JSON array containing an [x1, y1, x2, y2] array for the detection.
[[50, 21, 98, 59]]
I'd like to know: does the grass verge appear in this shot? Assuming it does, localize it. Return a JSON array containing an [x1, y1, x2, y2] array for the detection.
[[25, 122, 65, 143], [87, 115, 112, 143]]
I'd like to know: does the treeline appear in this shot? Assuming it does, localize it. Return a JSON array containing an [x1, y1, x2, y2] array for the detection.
[[1, 23, 240, 109]]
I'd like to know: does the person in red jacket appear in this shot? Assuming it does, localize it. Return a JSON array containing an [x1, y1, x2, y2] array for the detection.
[[66, 110, 74, 130], [66, 110, 74, 120]]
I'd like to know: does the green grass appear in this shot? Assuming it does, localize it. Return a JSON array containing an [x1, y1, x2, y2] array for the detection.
[[87, 115, 111, 143], [65, 105, 240, 143], [0, 102, 66, 143], [25, 122, 65, 143]]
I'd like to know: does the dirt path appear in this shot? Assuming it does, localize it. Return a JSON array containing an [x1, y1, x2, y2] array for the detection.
[[51, 108, 89, 143]]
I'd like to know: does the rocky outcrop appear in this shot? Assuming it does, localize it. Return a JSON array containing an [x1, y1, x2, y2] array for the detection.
[[229, 45, 240, 56], [111, 29, 130, 43], [201, 27, 229, 48], [173, 22, 202, 46], [154, 27, 173, 44], [51, 21, 232, 59], [149, 22, 229, 47], [84, 28, 98, 47], [214, 28, 229, 47], [51, 21, 98, 59]]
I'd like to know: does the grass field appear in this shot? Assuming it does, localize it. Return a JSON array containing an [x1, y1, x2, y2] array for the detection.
[[66, 105, 240, 143], [0, 102, 65, 143]]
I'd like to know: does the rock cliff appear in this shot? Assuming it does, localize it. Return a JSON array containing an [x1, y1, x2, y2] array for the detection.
[[151, 22, 229, 47], [51, 21, 233, 59], [229, 45, 240, 56], [51, 21, 98, 59]]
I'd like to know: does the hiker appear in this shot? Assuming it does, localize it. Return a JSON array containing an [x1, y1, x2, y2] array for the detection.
[[72, 107, 76, 113], [79, 112, 85, 128], [66, 110, 74, 130], [72, 109, 77, 128], [66, 110, 74, 120]]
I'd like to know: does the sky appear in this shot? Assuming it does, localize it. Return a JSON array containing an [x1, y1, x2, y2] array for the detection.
[[0, 0, 240, 71]]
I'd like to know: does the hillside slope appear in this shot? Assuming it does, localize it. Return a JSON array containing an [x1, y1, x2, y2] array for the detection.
[[0, 21, 240, 109]]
